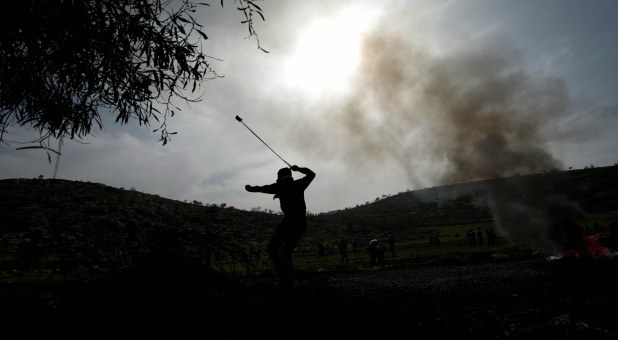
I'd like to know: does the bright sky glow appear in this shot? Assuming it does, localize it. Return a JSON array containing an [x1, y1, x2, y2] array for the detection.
[[283, 8, 378, 96]]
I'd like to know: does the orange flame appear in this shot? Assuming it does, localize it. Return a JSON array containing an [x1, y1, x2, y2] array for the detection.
[[564, 235, 612, 258]]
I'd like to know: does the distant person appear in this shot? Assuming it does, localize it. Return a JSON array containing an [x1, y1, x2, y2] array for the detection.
[[467, 229, 477, 248], [388, 234, 397, 256], [245, 165, 316, 287], [337, 235, 349, 265], [368, 239, 385, 268], [476, 228, 484, 248]]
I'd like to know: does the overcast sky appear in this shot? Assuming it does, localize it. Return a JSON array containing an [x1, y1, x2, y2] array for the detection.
[[2, 0, 618, 214]]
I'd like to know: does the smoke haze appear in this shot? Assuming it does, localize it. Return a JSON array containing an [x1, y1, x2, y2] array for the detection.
[[290, 22, 585, 254]]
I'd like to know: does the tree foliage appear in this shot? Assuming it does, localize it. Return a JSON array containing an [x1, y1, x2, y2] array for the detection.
[[0, 0, 267, 148]]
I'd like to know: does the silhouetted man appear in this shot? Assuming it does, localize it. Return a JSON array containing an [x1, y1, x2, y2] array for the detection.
[[245, 165, 316, 287]]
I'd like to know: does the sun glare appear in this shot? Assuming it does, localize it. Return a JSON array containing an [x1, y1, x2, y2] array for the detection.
[[283, 8, 378, 96]]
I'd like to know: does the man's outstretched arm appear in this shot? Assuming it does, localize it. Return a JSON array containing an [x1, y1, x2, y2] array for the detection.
[[245, 183, 277, 194]]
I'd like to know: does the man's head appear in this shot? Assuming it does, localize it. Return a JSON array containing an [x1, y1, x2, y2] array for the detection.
[[277, 167, 292, 180]]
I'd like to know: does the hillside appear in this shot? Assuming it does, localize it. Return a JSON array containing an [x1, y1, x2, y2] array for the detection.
[[322, 165, 618, 222], [317, 166, 618, 245], [2, 166, 618, 338], [1, 165, 617, 277]]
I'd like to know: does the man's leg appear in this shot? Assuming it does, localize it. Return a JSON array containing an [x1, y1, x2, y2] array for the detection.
[[267, 223, 286, 276], [277, 218, 307, 286]]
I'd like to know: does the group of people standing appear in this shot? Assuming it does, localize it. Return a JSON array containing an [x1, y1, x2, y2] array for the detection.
[[466, 227, 497, 248], [317, 235, 396, 269], [334, 235, 396, 269]]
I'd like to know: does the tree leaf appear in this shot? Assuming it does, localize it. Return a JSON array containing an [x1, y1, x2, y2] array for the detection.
[[248, 1, 262, 11]]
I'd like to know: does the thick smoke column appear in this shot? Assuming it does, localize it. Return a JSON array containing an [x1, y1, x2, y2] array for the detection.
[[291, 25, 586, 254]]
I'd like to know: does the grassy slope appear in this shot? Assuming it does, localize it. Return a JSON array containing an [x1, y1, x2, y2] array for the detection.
[[1, 166, 618, 278]]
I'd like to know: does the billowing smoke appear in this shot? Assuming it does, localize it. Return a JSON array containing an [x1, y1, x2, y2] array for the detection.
[[291, 26, 586, 255], [485, 173, 585, 255]]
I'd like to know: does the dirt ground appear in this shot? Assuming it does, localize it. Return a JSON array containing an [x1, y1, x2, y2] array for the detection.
[[344, 258, 618, 339], [4, 255, 618, 339], [234, 255, 618, 339]]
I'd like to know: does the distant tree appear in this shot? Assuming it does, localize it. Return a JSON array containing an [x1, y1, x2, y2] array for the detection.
[[0, 0, 267, 151]]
